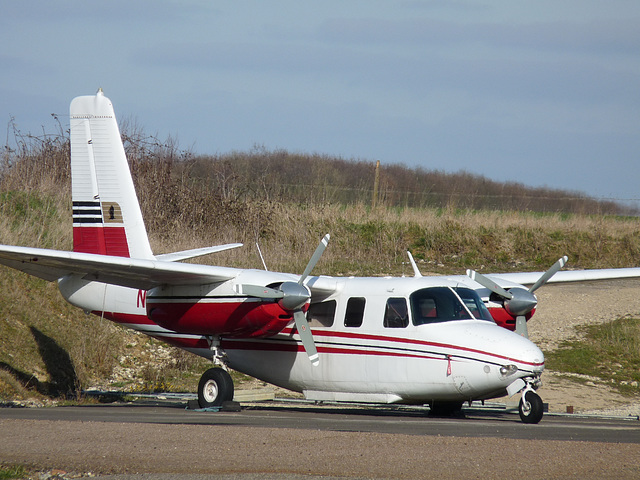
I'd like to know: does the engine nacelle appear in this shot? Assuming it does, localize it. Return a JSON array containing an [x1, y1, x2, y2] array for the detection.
[[487, 305, 535, 330], [487, 287, 538, 331], [146, 284, 294, 338]]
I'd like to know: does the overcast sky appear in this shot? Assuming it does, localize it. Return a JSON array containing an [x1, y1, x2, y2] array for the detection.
[[2, 1, 639, 206]]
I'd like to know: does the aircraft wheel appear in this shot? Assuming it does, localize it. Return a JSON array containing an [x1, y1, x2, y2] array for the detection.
[[428, 401, 464, 417], [198, 368, 234, 408], [519, 391, 544, 424]]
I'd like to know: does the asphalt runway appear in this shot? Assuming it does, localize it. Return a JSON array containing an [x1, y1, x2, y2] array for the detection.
[[1, 399, 638, 443]]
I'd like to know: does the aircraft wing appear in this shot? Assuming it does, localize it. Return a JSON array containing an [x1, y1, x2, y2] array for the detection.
[[0, 245, 240, 290], [486, 268, 640, 287]]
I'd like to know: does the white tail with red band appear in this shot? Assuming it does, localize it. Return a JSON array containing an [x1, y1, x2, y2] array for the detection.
[[70, 89, 153, 259]]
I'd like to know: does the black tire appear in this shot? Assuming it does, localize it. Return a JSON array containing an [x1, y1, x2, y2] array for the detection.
[[519, 391, 544, 424], [429, 401, 464, 417], [197, 368, 234, 408]]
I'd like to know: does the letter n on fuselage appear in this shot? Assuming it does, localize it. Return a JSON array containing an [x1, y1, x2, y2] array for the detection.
[[137, 289, 146, 309]]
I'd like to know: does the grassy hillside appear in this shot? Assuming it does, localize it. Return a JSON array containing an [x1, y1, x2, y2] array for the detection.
[[1, 128, 639, 401], [180, 148, 633, 215], [545, 317, 640, 396]]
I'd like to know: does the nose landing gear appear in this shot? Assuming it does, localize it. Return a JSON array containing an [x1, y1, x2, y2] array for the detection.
[[518, 385, 544, 424]]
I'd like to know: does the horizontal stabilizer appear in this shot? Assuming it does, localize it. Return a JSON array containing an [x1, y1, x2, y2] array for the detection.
[[155, 243, 243, 262]]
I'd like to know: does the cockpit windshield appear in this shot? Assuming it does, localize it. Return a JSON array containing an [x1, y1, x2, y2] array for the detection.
[[454, 287, 494, 322], [410, 286, 494, 325]]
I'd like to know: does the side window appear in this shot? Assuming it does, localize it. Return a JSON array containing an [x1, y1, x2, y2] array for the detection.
[[344, 297, 366, 327], [307, 300, 336, 327], [383, 297, 408, 328]]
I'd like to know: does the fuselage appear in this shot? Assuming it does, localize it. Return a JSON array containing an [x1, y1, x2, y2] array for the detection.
[[58, 272, 544, 404]]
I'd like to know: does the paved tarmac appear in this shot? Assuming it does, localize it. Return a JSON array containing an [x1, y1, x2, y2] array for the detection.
[[1, 399, 638, 443], [1, 400, 639, 479]]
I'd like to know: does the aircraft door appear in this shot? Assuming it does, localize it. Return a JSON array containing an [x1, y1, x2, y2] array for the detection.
[[380, 297, 411, 387]]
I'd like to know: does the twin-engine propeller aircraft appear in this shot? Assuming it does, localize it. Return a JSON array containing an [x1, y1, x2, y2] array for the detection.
[[2, 91, 640, 424]]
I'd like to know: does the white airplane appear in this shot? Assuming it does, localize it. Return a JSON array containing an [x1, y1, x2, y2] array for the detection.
[[1, 90, 639, 424]]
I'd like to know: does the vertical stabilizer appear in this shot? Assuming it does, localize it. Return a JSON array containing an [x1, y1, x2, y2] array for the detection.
[[70, 89, 154, 259]]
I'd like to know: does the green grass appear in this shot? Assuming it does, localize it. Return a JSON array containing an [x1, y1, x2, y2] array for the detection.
[[545, 317, 640, 395], [0, 465, 27, 480]]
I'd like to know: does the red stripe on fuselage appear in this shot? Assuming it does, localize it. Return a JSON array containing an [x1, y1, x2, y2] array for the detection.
[[279, 327, 543, 367], [222, 338, 442, 361], [95, 311, 160, 326], [94, 311, 211, 349], [149, 335, 211, 350]]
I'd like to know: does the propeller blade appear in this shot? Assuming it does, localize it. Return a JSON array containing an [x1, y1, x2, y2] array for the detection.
[[299, 234, 330, 285], [293, 310, 319, 366], [515, 315, 528, 338], [234, 284, 284, 299], [529, 255, 569, 293], [466, 269, 514, 299]]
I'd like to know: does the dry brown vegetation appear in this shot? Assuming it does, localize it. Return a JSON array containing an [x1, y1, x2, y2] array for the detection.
[[1, 124, 640, 401]]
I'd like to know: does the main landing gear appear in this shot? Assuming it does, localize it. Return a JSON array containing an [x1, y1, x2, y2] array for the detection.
[[197, 336, 234, 409], [197, 367, 234, 408]]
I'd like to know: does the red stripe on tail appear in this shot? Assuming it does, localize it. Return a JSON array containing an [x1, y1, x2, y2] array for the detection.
[[73, 226, 130, 257]]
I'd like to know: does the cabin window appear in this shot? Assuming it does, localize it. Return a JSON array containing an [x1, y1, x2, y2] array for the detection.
[[344, 297, 366, 327], [307, 300, 336, 327], [383, 297, 409, 328]]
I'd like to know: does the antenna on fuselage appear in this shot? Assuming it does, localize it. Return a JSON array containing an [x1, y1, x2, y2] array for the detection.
[[407, 251, 422, 278], [256, 243, 268, 271]]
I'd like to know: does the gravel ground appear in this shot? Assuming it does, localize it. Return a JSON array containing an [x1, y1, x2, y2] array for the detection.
[[527, 278, 640, 417], [1, 419, 639, 479]]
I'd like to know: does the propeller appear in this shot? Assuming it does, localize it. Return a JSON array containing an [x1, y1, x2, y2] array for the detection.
[[234, 234, 330, 366], [466, 256, 568, 338]]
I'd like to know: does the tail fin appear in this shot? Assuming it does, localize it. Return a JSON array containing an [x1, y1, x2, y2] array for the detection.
[[70, 89, 154, 259]]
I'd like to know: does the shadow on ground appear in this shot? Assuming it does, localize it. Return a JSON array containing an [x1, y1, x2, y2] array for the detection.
[[0, 326, 79, 398]]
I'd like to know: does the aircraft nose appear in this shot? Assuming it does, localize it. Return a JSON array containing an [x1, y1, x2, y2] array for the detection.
[[465, 322, 545, 373], [512, 337, 545, 374]]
